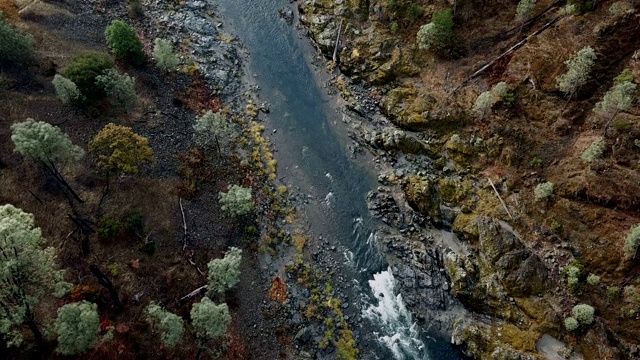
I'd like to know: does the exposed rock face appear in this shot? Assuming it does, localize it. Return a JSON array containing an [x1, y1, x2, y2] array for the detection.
[[452, 320, 539, 360], [445, 217, 548, 320], [476, 217, 548, 297], [364, 127, 437, 156], [403, 176, 442, 226]]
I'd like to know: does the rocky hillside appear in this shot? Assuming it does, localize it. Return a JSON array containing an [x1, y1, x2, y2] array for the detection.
[[300, 0, 640, 358]]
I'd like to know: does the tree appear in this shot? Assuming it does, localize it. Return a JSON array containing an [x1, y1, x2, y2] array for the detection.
[[595, 75, 637, 133], [54, 301, 100, 355], [416, 9, 454, 54], [193, 110, 237, 156], [146, 302, 184, 348], [153, 38, 179, 72], [11, 118, 85, 202], [0, 11, 34, 67], [88, 123, 154, 177], [63, 53, 114, 102], [207, 247, 242, 295], [190, 297, 231, 341], [218, 185, 253, 216], [95, 68, 137, 112], [564, 317, 578, 331], [624, 224, 640, 260], [0, 204, 72, 347], [52, 75, 84, 105], [556, 46, 597, 97], [104, 20, 145, 66]]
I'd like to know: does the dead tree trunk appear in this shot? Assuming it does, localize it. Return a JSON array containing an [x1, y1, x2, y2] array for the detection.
[[90, 265, 123, 309]]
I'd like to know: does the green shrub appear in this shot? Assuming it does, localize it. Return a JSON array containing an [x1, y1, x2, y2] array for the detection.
[[587, 274, 600, 286], [624, 224, 640, 260], [95, 68, 137, 112], [153, 38, 179, 71], [580, 137, 605, 163], [608, 286, 620, 300], [0, 12, 34, 67], [516, 0, 536, 19], [219, 184, 254, 216], [105, 20, 145, 66], [63, 53, 114, 102], [473, 91, 493, 117], [568, 0, 595, 13], [124, 209, 146, 237], [190, 297, 231, 341], [534, 182, 554, 201], [572, 304, 595, 325], [563, 261, 585, 291], [416, 9, 454, 54], [564, 317, 578, 331], [407, 3, 423, 20], [97, 217, 122, 240], [128, 0, 144, 18]]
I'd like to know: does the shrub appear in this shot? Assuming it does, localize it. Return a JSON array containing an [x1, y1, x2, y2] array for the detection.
[[534, 182, 554, 201], [190, 297, 231, 341], [587, 274, 600, 286], [97, 217, 122, 240], [564, 317, 578, 331], [609, 1, 634, 16], [473, 91, 493, 117], [516, 0, 536, 19], [146, 303, 184, 348], [55, 301, 100, 355], [63, 53, 114, 102], [207, 247, 242, 294], [572, 304, 595, 325], [608, 286, 620, 300], [95, 68, 137, 112], [52, 75, 84, 105], [580, 137, 605, 163], [416, 9, 454, 53], [624, 224, 640, 260], [219, 184, 254, 216], [0, 12, 34, 67], [124, 209, 146, 237], [568, 0, 595, 13], [556, 46, 597, 96], [104, 20, 145, 66], [127, 0, 144, 18], [153, 38, 179, 71]]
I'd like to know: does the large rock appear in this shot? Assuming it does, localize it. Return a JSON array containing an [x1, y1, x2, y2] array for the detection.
[[452, 320, 539, 360], [403, 176, 441, 226], [477, 218, 548, 297]]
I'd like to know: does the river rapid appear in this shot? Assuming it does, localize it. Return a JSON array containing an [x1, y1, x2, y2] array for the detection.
[[213, 0, 467, 358]]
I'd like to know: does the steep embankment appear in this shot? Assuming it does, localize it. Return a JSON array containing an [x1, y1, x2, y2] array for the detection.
[[299, 0, 640, 358]]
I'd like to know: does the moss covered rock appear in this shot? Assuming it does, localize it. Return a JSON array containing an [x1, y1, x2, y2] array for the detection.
[[403, 175, 441, 225]]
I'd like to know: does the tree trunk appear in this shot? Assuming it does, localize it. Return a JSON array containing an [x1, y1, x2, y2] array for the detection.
[[43, 160, 84, 203], [90, 265, 123, 309]]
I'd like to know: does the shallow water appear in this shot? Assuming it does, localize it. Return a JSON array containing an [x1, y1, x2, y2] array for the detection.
[[213, 0, 467, 358]]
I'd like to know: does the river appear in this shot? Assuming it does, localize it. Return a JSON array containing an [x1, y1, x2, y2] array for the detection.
[[213, 0, 467, 358]]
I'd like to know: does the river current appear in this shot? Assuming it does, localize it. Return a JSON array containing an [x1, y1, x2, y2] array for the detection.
[[213, 0, 466, 358]]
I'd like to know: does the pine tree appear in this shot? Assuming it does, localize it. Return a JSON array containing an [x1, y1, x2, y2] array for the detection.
[[54, 301, 100, 355], [190, 297, 231, 341], [52, 75, 84, 105], [218, 185, 253, 217], [0, 204, 72, 347], [104, 20, 145, 66], [207, 247, 242, 295], [193, 110, 237, 156], [11, 118, 85, 202], [416, 9, 454, 53], [595, 73, 637, 133], [95, 69, 138, 112], [146, 302, 184, 348], [153, 38, 179, 72], [556, 46, 597, 97], [0, 12, 34, 67]]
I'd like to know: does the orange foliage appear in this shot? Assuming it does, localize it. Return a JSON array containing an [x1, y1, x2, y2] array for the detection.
[[267, 275, 288, 303]]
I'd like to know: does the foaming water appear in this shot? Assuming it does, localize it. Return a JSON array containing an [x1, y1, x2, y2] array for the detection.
[[364, 269, 429, 360]]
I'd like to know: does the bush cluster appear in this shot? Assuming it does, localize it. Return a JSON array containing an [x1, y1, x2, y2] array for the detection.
[[0, 12, 34, 67], [63, 53, 114, 102], [416, 9, 455, 54]]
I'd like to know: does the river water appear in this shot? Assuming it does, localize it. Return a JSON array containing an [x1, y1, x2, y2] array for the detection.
[[214, 0, 466, 358]]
